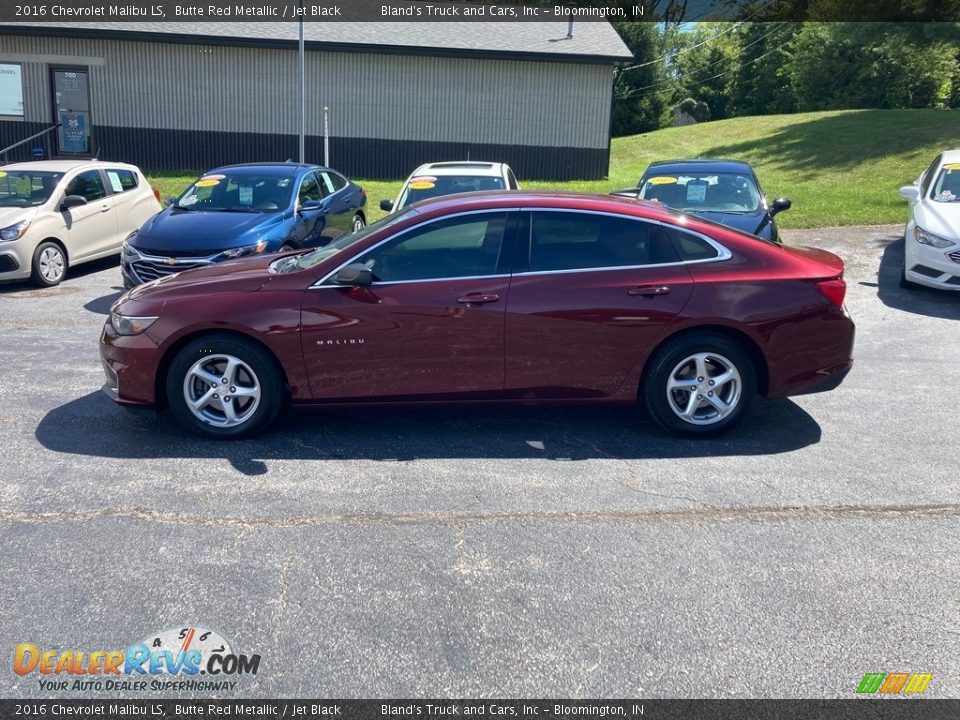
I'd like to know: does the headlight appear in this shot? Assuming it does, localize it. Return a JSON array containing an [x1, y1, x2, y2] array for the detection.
[[218, 240, 268, 260], [0, 220, 30, 242], [122, 233, 138, 255], [110, 311, 158, 336], [913, 226, 955, 249]]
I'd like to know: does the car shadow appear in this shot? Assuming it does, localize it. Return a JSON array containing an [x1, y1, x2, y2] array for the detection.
[[0, 255, 119, 295], [35, 392, 822, 474], [875, 235, 960, 320], [84, 287, 125, 315]]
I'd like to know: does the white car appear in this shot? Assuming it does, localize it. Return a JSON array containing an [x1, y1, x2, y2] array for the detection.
[[0, 160, 161, 287], [380, 161, 519, 213], [899, 149, 960, 291]]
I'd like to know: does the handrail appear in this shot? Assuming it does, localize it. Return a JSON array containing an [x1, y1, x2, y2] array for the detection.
[[1, 123, 61, 163]]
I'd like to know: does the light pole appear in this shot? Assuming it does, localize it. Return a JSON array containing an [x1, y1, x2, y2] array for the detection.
[[298, 3, 305, 163]]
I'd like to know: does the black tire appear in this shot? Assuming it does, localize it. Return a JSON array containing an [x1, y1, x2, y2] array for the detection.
[[642, 333, 756, 437], [31, 241, 68, 287], [166, 334, 285, 439], [352, 214, 366, 232]]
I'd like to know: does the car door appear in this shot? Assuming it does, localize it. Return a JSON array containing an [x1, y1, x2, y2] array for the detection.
[[317, 170, 356, 242], [102, 168, 156, 248], [504, 210, 696, 399], [300, 210, 516, 401], [61, 169, 118, 262], [290, 171, 326, 248]]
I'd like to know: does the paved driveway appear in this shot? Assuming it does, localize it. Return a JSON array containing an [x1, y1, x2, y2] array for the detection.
[[1, 225, 958, 698]]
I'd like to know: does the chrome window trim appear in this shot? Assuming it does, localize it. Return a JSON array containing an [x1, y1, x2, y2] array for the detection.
[[310, 208, 512, 288], [308, 206, 732, 290]]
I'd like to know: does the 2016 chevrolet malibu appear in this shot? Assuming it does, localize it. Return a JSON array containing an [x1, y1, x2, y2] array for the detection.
[[100, 192, 854, 439]]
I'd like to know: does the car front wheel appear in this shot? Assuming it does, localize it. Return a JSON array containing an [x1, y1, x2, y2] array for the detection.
[[166, 334, 285, 438], [643, 334, 756, 436], [31, 241, 67, 287]]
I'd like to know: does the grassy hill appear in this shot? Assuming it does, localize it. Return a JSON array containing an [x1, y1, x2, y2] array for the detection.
[[148, 109, 958, 229]]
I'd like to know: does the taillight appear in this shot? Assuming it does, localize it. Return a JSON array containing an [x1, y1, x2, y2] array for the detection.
[[152, 186, 161, 202], [815, 278, 846, 308]]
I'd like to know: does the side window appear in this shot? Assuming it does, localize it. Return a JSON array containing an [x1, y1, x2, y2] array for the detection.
[[354, 212, 509, 283], [104, 169, 137, 194], [527, 212, 679, 273], [299, 173, 322, 204], [921, 155, 941, 196], [65, 170, 106, 202], [667, 228, 721, 261], [318, 171, 345, 197]]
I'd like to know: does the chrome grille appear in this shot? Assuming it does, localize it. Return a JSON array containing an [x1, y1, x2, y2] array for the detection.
[[135, 247, 228, 258], [131, 259, 209, 281], [948, 250, 960, 264]]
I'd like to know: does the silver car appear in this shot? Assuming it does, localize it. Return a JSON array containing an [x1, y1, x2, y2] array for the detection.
[[0, 160, 161, 287]]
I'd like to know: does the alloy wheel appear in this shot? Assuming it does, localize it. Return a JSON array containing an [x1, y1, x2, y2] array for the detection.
[[182, 353, 262, 428], [665, 351, 742, 426]]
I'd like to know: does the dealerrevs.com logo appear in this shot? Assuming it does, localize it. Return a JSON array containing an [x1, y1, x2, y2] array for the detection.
[[13, 626, 261, 692]]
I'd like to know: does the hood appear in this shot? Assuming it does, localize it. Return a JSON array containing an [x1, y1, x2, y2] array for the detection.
[[686, 209, 768, 236], [122, 254, 278, 306], [0, 206, 36, 229], [916, 198, 960, 241], [132, 206, 286, 252]]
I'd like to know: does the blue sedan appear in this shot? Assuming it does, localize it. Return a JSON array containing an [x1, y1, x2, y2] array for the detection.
[[612, 159, 790, 243], [121, 163, 366, 287]]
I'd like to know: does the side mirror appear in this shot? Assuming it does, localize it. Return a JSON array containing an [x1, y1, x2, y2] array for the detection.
[[770, 197, 791, 215], [899, 186, 920, 201], [379, 199, 394, 212], [333, 263, 373, 287], [60, 194, 88, 210], [300, 199, 323, 213]]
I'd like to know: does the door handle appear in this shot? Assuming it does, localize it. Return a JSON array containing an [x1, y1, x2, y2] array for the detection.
[[99, 205, 110, 213], [457, 293, 501, 305], [628, 285, 670, 297]]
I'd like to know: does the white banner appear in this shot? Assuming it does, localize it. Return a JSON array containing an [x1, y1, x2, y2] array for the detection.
[[0, 63, 24, 116]]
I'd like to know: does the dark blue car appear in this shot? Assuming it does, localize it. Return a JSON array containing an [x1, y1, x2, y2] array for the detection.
[[611, 159, 790, 243], [121, 162, 366, 287]]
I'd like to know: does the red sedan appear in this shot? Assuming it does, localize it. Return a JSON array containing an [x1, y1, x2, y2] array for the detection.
[[100, 192, 854, 438]]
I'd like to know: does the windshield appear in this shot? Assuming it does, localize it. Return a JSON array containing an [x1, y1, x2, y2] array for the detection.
[[176, 171, 296, 212], [638, 172, 762, 213], [294, 208, 419, 271], [0, 170, 63, 207], [931, 164, 960, 202], [397, 174, 505, 209]]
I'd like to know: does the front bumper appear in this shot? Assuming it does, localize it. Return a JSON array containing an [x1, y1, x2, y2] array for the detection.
[[99, 319, 163, 408], [0, 236, 35, 281], [904, 233, 960, 291]]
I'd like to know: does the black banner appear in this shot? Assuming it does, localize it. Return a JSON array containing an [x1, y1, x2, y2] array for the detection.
[[1, 701, 960, 720], [2, 0, 959, 23]]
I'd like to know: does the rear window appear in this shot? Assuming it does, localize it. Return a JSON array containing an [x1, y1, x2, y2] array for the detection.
[[105, 168, 138, 193]]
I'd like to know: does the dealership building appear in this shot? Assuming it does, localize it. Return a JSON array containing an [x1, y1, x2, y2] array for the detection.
[[0, 20, 632, 179]]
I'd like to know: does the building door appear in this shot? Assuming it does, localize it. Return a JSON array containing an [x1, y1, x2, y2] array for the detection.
[[50, 67, 92, 157]]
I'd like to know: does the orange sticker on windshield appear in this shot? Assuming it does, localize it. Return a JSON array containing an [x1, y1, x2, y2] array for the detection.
[[0, 172, 7, 178], [647, 176, 677, 185], [195, 179, 220, 187], [408, 180, 436, 190], [943, 163, 960, 170]]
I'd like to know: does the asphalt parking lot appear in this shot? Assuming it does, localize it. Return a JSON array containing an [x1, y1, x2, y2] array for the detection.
[[1, 224, 958, 699]]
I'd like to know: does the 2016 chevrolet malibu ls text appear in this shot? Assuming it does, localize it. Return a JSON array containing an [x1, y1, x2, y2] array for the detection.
[[100, 192, 855, 439]]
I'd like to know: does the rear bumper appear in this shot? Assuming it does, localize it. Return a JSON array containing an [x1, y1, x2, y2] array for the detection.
[[789, 362, 852, 396]]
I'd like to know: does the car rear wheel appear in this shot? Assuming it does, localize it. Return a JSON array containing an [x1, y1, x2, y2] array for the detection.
[[31, 241, 67, 287], [166, 334, 284, 439], [643, 334, 755, 436], [352, 214, 365, 232]]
